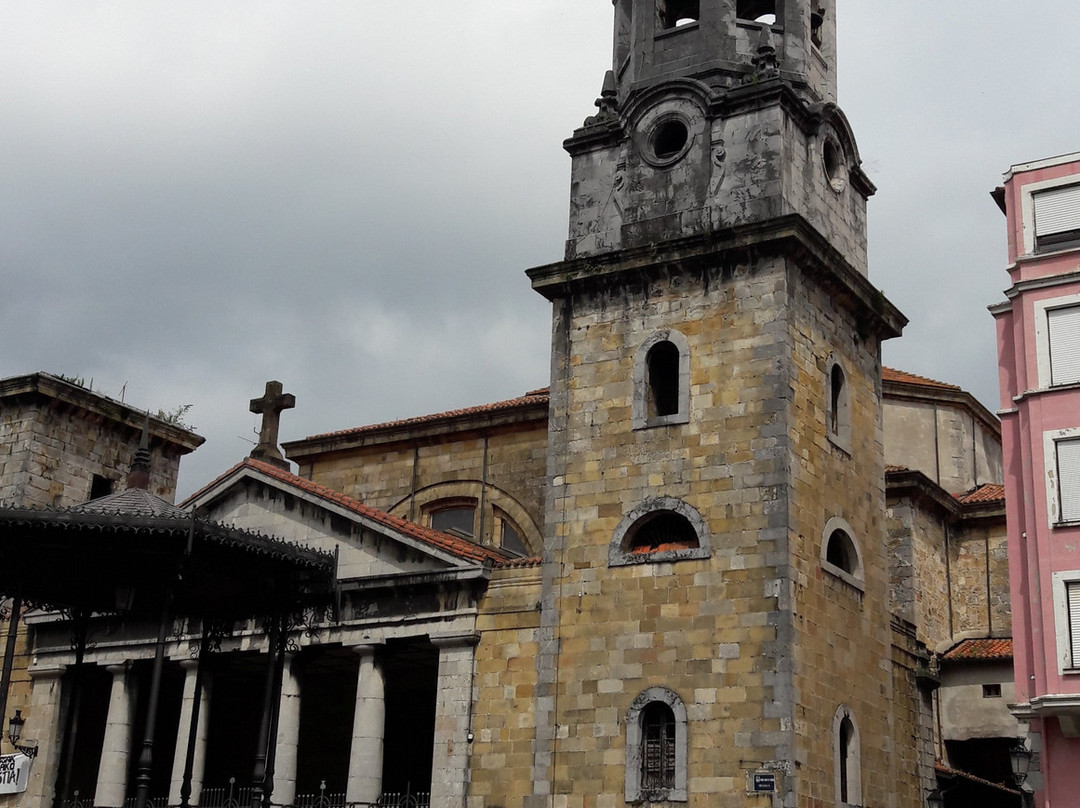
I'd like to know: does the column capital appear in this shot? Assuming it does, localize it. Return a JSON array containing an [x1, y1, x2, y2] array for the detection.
[[430, 632, 480, 649], [105, 662, 131, 676], [351, 641, 385, 657], [27, 665, 64, 681], [179, 658, 201, 672]]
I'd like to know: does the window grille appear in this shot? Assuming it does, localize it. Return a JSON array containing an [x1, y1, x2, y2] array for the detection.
[[641, 702, 676, 790]]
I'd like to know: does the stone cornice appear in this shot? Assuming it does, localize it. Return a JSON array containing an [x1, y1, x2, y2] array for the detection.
[[527, 213, 906, 340]]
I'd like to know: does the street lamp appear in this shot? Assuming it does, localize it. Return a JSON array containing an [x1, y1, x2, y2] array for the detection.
[[926, 787, 945, 808], [7, 710, 37, 758], [1010, 736, 1033, 786]]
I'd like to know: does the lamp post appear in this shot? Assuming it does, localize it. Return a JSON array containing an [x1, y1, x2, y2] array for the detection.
[[7, 709, 38, 758], [926, 787, 945, 808]]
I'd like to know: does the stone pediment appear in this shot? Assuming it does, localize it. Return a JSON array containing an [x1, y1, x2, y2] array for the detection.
[[183, 458, 509, 582]]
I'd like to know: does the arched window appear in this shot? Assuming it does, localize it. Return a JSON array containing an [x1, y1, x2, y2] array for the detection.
[[826, 355, 850, 451], [820, 516, 864, 591], [737, 0, 777, 24], [610, 497, 711, 567], [633, 330, 690, 430], [428, 500, 477, 538], [626, 688, 688, 802], [832, 705, 861, 806], [659, 0, 699, 29]]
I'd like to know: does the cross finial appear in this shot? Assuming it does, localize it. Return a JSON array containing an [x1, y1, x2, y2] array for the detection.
[[249, 380, 296, 470]]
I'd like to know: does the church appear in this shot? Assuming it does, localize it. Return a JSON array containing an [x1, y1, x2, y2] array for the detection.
[[0, 2, 1027, 807]]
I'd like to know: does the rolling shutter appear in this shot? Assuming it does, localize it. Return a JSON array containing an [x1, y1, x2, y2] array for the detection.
[[1035, 184, 1080, 237], [1048, 306, 1080, 385], [1057, 438, 1080, 523]]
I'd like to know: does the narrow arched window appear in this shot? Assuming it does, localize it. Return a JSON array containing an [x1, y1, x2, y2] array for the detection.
[[633, 330, 690, 430], [641, 702, 676, 790], [839, 716, 854, 802], [826, 355, 850, 451], [626, 688, 688, 802], [832, 706, 861, 806]]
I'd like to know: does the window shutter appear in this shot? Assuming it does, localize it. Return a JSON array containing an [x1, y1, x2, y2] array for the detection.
[[1057, 439, 1080, 522], [1067, 581, 1080, 667], [1035, 184, 1080, 236], [1048, 306, 1080, 385]]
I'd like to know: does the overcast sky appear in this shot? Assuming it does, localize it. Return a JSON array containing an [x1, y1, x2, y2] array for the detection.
[[2, 2, 1078, 500]]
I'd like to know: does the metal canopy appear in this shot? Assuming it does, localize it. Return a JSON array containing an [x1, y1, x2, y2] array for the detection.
[[0, 505, 336, 621]]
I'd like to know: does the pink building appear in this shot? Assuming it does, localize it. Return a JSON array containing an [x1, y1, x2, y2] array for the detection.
[[992, 152, 1080, 805]]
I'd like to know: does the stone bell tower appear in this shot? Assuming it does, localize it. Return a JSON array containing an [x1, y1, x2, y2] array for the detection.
[[524, 1, 916, 807]]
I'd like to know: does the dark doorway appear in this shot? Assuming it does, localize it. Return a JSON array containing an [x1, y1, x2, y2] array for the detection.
[[200, 653, 267, 793], [381, 639, 439, 798], [125, 660, 184, 804], [295, 647, 359, 800], [58, 664, 110, 803]]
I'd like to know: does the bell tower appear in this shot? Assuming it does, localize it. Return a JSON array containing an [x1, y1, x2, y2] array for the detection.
[[524, 2, 918, 808]]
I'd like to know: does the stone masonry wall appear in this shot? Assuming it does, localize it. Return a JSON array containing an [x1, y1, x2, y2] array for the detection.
[[468, 568, 543, 808], [0, 398, 184, 506], [950, 520, 1011, 638], [303, 425, 547, 550], [885, 497, 952, 649], [531, 257, 796, 808], [784, 262, 908, 807]]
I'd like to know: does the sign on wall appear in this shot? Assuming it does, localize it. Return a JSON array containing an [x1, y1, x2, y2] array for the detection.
[[0, 753, 31, 794]]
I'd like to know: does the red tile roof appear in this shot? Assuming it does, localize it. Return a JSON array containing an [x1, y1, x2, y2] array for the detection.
[[955, 483, 1006, 505], [934, 762, 1020, 796], [304, 389, 550, 441], [883, 367, 960, 390], [185, 458, 515, 565], [943, 638, 1013, 661]]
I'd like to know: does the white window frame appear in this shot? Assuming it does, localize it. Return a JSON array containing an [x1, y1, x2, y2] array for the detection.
[[1052, 570, 1080, 674], [819, 516, 865, 592], [832, 704, 862, 807], [1020, 176, 1080, 256], [1043, 427, 1080, 528], [1033, 293, 1080, 389], [632, 329, 691, 430]]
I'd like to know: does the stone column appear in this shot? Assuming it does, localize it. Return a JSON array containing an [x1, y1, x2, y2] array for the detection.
[[23, 665, 65, 808], [345, 643, 385, 806], [272, 654, 301, 806], [168, 659, 211, 806], [429, 634, 479, 808], [95, 664, 134, 807]]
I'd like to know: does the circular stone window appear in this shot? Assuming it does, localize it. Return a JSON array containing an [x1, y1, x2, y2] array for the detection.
[[643, 114, 693, 167], [822, 137, 846, 192]]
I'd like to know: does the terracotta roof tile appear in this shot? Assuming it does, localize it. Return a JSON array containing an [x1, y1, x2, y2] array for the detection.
[[305, 389, 549, 441], [955, 483, 1006, 505], [943, 638, 1013, 661], [935, 762, 1021, 796], [185, 458, 512, 565], [883, 367, 960, 390]]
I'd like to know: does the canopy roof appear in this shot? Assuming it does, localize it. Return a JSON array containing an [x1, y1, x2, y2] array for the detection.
[[0, 492, 335, 621]]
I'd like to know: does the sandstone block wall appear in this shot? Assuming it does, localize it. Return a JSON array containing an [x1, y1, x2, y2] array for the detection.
[[468, 568, 542, 808], [303, 425, 547, 551], [0, 398, 185, 506], [784, 263, 905, 808]]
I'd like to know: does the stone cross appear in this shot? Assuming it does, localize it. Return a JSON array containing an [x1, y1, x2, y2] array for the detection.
[[249, 380, 296, 470]]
